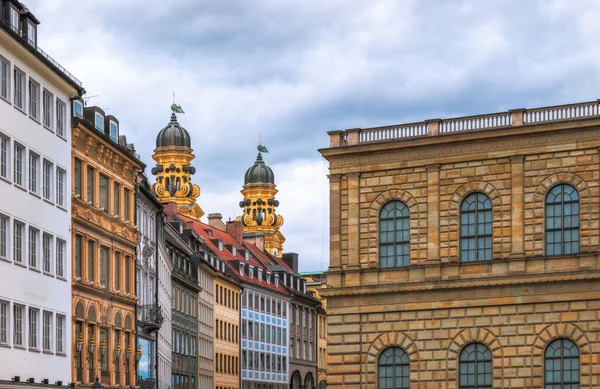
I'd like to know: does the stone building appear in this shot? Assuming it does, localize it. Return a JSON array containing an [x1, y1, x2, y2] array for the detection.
[[0, 1, 83, 386], [320, 100, 600, 388], [70, 102, 143, 386]]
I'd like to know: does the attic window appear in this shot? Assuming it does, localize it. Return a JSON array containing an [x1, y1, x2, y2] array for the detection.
[[245, 250, 249, 261], [95, 113, 103, 132], [249, 266, 254, 279], [232, 246, 237, 256], [218, 240, 223, 251], [258, 269, 263, 281], [266, 271, 271, 284], [207, 229, 213, 237], [274, 274, 279, 287], [240, 263, 245, 276]]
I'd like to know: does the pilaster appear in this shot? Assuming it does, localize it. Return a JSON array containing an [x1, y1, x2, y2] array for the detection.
[[328, 174, 342, 271], [346, 172, 360, 269], [426, 164, 440, 261], [510, 155, 524, 256]]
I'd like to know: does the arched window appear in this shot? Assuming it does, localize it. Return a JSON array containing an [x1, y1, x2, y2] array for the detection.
[[545, 339, 579, 388], [379, 201, 410, 268], [304, 372, 315, 389], [291, 371, 301, 389], [460, 193, 492, 262], [378, 347, 409, 389], [546, 184, 579, 256], [459, 343, 492, 389]]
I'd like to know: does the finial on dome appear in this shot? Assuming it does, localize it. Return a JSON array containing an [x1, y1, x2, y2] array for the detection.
[[170, 91, 185, 114]]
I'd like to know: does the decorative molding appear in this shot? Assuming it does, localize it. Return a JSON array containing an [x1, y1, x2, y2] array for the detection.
[[364, 332, 420, 388]]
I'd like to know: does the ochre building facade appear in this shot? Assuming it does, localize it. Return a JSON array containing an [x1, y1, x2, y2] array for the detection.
[[71, 105, 143, 386], [320, 100, 600, 388]]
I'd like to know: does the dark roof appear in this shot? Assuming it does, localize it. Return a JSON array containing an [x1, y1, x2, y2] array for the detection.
[[156, 113, 191, 148], [244, 152, 275, 185]]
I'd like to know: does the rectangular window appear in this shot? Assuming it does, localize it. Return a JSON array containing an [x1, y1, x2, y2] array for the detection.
[[13, 69, 23, 109], [0, 135, 8, 179], [99, 174, 109, 211], [29, 80, 39, 119], [125, 256, 131, 294], [0, 59, 8, 100], [0, 300, 8, 344], [43, 90, 52, 128], [13, 143, 23, 186], [95, 113, 103, 132], [43, 160, 53, 201], [123, 188, 130, 221], [0, 214, 7, 258], [74, 159, 82, 196], [56, 315, 64, 353], [110, 122, 118, 141], [43, 233, 52, 273], [28, 308, 38, 349], [73, 100, 83, 119], [56, 100, 65, 137], [87, 240, 95, 282], [113, 182, 120, 216], [13, 221, 23, 263], [29, 152, 39, 193], [56, 239, 65, 277], [100, 246, 108, 287], [9, 7, 19, 31], [13, 305, 23, 346], [86, 166, 95, 203], [27, 23, 36, 46], [75, 235, 82, 278], [42, 311, 51, 351], [114, 252, 120, 291], [29, 227, 38, 268], [56, 167, 66, 207]]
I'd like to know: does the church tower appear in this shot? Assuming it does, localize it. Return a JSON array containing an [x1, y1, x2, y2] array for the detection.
[[151, 108, 204, 220], [239, 148, 285, 257]]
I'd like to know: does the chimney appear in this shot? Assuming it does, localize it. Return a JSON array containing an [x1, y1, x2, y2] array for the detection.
[[208, 213, 226, 232], [226, 220, 244, 244], [282, 253, 299, 273]]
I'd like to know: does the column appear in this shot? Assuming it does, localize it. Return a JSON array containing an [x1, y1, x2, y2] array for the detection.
[[328, 174, 342, 271], [346, 172, 360, 268], [510, 155, 524, 256], [427, 164, 440, 261]]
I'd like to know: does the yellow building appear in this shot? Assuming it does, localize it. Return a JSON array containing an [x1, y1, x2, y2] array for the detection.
[[214, 260, 241, 389], [71, 104, 143, 386], [303, 273, 328, 389], [238, 150, 285, 257]]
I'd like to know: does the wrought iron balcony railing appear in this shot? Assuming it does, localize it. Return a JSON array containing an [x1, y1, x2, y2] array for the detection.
[[138, 304, 164, 334]]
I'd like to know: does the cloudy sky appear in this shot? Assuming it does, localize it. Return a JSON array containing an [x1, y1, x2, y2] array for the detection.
[[28, 0, 600, 272]]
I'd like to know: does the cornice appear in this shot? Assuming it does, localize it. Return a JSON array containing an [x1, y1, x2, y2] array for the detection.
[[72, 199, 138, 247], [73, 282, 137, 305]]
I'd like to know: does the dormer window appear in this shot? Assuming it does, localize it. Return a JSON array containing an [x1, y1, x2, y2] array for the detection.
[[258, 269, 263, 281], [232, 246, 236, 256], [240, 263, 245, 276], [95, 113, 103, 132], [218, 240, 223, 251], [245, 250, 249, 261], [266, 271, 271, 284], [27, 22, 36, 46], [73, 100, 83, 119], [274, 274, 279, 287], [9, 7, 19, 32], [249, 266, 254, 279], [109, 121, 118, 141]]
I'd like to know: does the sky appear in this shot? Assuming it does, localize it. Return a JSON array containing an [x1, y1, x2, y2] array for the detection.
[[28, 0, 600, 272]]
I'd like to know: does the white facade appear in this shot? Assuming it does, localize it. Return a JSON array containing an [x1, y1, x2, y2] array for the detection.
[[157, 239, 172, 389], [0, 22, 79, 384]]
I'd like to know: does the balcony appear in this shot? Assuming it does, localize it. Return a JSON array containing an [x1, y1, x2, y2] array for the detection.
[[138, 304, 164, 334]]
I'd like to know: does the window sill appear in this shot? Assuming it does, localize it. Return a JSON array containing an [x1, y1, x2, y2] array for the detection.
[[29, 191, 41, 199], [56, 133, 67, 142], [56, 352, 66, 357], [0, 175, 11, 185], [0, 256, 10, 264], [57, 275, 67, 282], [29, 115, 41, 125], [0, 343, 10, 348], [43, 198, 55, 206], [42, 350, 54, 355], [43, 125, 54, 134], [0, 95, 11, 105], [43, 271, 55, 278], [28, 347, 41, 353], [13, 345, 26, 350], [14, 261, 26, 268], [29, 267, 41, 273], [13, 183, 27, 192], [14, 106, 26, 115], [57, 204, 68, 212]]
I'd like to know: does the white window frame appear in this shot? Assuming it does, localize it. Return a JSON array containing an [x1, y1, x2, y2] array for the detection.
[[29, 151, 39, 194], [9, 6, 19, 32], [95, 113, 103, 132], [29, 226, 38, 269], [56, 314, 65, 353], [0, 133, 8, 180], [56, 167, 66, 207], [42, 89, 53, 129], [109, 121, 118, 141], [43, 232, 52, 273], [13, 143, 24, 187], [28, 79, 40, 120], [56, 99, 66, 137], [0, 300, 8, 345], [28, 307, 38, 349], [27, 22, 36, 46], [13, 220, 24, 263], [13, 68, 24, 109], [0, 56, 9, 101], [13, 304, 23, 347], [42, 159, 53, 202], [42, 311, 52, 351], [73, 100, 83, 119], [0, 213, 8, 259], [56, 239, 65, 278]]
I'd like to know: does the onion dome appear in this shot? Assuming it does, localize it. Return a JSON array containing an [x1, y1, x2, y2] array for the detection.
[[156, 113, 191, 148], [244, 152, 275, 185]]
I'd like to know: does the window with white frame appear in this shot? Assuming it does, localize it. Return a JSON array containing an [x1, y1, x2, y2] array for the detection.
[[0, 300, 8, 345], [73, 100, 82, 119], [56, 100, 66, 137], [29, 151, 39, 194], [95, 113, 103, 132], [0, 58, 8, 100], [43, 233, 52, 273], [56, 167, 66, 207], [13, 220, 23, 263], [28, 307, 38, 349], [29, 227, 38, 268], [13, 143, 23, 186], [27, 22, 36, 46], [9, 6, 19, 32], [29, 79, 39, 119], [43, 159, 53, 201], [13, 68, 24, 109], [0, 134, 8, 179], [43, 90, 52, 128], [56, 239, 65, 278], [0, 213, 7, 258], [109, 121, 118, 141], [42, 311, 51, 351], [56, 314, 65, 353], [13, 304, 23, 346]]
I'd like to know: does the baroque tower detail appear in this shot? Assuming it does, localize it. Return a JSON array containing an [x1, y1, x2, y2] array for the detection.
[[151, 110, 204, 220], [238, 149, 285, 257]]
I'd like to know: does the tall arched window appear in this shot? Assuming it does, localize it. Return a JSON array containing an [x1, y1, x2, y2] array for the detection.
[[546, 184, 580, 256], [291, 371, 301, 389], [379, 201, 410, 268], [545, 339, 579, 388], [378, 347, 409, 389], [460, 193, 492, 262], [459, 343, 492, 389]]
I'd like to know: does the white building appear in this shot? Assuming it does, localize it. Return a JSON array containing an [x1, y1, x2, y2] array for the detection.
[[156, 226, 172, 389], [0, 1, 83, 386]]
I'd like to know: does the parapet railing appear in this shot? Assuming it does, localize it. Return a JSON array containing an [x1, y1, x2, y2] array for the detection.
[[328, 99, 600, 147]]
